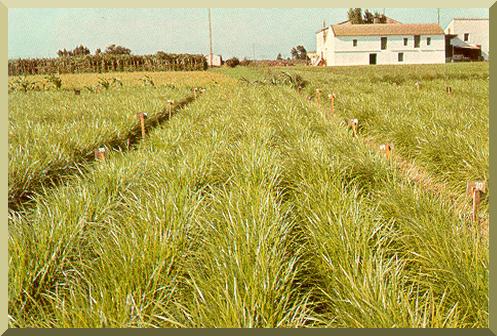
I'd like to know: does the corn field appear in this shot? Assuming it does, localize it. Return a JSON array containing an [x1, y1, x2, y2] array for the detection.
[[8, 53, 208, 76]]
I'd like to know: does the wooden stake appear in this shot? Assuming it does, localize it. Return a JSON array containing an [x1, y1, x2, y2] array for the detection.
[[446, 86, 452, 95], [127, 138, 131, 150], [415, 81, 420, 91], [466, 181, 486, 224], [74, 89, 81, 95], [167, 100, 175, 119], [136, 112, 147, 139], [193, 87, 197, 99], [315, 89, 321, 106], [328, 93, 335, 115], [349, 118, 358, 137], [379, 143, 394, 160], [94, 147, 106, 161]]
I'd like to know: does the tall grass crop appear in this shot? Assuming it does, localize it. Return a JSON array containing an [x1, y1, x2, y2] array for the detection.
[[9, 71, 488, 327]]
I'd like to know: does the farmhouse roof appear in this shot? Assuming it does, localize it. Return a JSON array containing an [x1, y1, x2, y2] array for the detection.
[[331, 23, 444, 36]]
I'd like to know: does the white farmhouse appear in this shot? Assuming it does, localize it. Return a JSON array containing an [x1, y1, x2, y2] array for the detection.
[[315, 19, 446, 66], [444, 18, 489, 61]]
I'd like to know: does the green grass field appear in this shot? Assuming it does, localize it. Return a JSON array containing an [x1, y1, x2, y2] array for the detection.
[[8, 63, 488, 328]]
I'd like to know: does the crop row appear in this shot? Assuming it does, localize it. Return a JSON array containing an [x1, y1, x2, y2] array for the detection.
[[224, 64, 488, 222], [9, 82, 195, 210]]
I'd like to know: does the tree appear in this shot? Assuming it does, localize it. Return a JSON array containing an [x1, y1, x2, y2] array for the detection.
[[348, 8, 387, 24], [104, 44, 131, 55], [72, 45, 90, 56], [347, 8, 363, 24], [290, 45, 308, 60], [363, 9, 374, 23], [225, 57, 240, 68], [296, 46, 307, 60], [373, 12, 387, 23], [290, 48, 298, 60], [276, 53, 283, 61], [95, 48, 102, 56], [57, 48, 70, 57]]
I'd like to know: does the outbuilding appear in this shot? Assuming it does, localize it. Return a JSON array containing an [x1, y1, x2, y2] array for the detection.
[[444, 18, 489, 61]]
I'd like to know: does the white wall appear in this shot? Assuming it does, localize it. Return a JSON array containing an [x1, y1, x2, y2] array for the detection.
[[316, 28, 333, 62], [328, 35, 445, 66], [445, 19, 489, 60]]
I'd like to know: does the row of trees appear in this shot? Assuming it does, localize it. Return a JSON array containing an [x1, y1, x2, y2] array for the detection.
[[274, 45, 309, 62], [9, 52, 207, 76], [347, 8, 388, 24], [57, 44, 132, 57]]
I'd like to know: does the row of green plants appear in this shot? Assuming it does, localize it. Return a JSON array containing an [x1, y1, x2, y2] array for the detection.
[[8, 83, 194, 211], [282, 64, 488, 205], [9, 74, 179, 93], [8, 53, 207, 76], [9, 80, 487, 327]]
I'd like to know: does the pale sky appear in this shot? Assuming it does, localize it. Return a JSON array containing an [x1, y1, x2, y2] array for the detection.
[[8, 8, 489, 59]]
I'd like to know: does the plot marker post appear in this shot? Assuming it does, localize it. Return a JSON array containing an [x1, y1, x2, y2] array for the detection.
[[466, 181, 486, 224], [328, 93, 335, 116], [379, 143, 394, 160], [136, 112, 147, 139], [95, 147, 106, 161], [349, 118, 358, 137], [167, 100, 175, 119]]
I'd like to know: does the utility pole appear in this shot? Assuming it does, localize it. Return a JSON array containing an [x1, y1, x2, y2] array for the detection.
[[208, 8, 213, 66], [252, 43, 256, 61], [437, 8, 440, 25]]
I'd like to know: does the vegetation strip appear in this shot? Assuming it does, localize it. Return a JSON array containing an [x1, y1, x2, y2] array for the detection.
[[9, 92, 200, 213]]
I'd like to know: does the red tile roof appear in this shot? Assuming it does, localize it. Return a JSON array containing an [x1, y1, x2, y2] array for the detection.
[[331, 23, 444, 37]]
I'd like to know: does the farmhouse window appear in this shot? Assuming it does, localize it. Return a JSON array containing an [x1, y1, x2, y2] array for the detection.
[[464, 33, 469, 41], [414, 35, 420, 48], [403, 38, 408, 46], [353, 39, 357, 47], [381, 37, 387, 50], [398, 52, 404, 62], [427, 37, 431, 46]]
